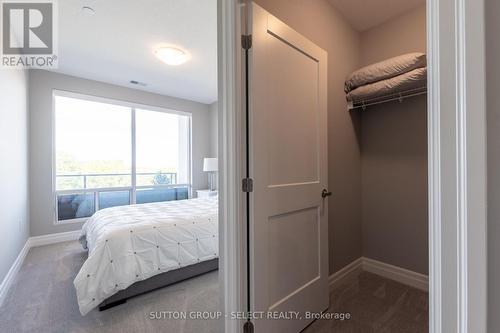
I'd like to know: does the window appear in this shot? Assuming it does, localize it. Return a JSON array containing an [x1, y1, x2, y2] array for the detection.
[[54, 92, 191, 222]]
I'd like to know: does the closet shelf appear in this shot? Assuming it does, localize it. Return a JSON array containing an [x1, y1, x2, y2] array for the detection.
[[347, 86, 427, 111]]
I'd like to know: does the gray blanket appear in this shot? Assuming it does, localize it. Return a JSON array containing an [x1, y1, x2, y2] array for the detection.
[[346, 67, 427, 103], [345, 53, 426, 93]]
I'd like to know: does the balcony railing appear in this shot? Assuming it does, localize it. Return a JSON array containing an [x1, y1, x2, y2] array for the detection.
[[56, 172, 177, 190], [55, 172, 189, 222]]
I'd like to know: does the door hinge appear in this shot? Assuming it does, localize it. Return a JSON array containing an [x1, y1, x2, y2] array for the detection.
[[243, 321, 254, 333], [242, 34, 252, 50], [242, 178, 253, 192]]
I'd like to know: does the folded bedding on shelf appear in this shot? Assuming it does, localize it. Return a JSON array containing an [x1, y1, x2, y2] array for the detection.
[[346, 67, 427, 103], [344, 52, 426, 93]]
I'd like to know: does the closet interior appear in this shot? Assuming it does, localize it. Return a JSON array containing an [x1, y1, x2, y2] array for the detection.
[[351, 6, 429, 281], [336, 4, 428, 332], [252, 0, 429, 330], [317, 1, 429, 331], [338, 3, 429, 330]]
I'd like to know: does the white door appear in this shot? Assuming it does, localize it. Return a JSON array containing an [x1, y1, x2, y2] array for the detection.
[[247, 3, 329, 332]]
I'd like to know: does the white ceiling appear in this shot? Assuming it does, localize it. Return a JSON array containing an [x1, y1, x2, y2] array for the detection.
[[328, 0, 425, 32], [52, 0, 217, 104]]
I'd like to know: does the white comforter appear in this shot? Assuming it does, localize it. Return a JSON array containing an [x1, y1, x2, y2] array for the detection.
[[74, 197, 218, 315]]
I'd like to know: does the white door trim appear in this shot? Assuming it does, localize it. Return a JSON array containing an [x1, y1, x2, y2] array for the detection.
[[455, 0, 487, 331], [427, 0, 487, 332], [220, 0, 488, 331], [218, 0, 247, 332]]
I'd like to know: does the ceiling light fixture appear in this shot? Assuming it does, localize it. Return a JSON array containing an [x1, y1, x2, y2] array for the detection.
[[81, 6, 96, 15], [153, 46, 190, 66]]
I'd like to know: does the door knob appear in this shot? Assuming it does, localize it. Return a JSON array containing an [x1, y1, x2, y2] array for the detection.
[[321, 189, 332, 198]]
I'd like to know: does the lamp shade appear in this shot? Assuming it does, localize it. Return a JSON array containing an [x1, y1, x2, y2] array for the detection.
[[203, 158, 218, 172]]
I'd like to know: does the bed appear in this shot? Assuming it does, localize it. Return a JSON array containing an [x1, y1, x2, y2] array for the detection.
[[73, 196, 219, 315]]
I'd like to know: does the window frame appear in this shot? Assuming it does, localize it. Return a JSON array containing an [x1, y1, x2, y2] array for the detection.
[[51, 89, 193, 224]]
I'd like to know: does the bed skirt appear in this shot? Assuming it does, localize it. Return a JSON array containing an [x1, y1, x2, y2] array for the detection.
[[99, 258, 219, 310]]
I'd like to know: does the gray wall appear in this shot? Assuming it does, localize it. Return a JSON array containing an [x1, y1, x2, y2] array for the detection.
[[359, 5, 428, 274], [29, 70, 212, 236], [209, 101, 218, 190], [359, 5, 427, 66], [0, 69, 30, 282], [360, 97, 428, 274], [209, 101, 218, 157], [486, 0, 500, 330], [253, 0, 363, 274]]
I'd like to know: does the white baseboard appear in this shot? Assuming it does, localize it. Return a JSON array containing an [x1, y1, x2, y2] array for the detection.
[[329, 257, 429, 292], [328, 257, 363, 289], [0, 230, 81, 306], [362, 257, 428, 291], [28, 230, 81, 248], [0, 240, 30, 307]]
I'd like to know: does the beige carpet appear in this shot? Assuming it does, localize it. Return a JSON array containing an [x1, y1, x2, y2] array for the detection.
[[0, 241, 221, 333], [0, 241, 428, 333]]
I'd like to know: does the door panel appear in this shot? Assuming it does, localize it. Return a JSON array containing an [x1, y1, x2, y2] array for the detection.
[[267, 207, 320, 308], [248, 3, 329, 332], [266, 33, 320, 187]]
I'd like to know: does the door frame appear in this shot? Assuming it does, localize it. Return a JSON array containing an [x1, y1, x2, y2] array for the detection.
[[427, 0, 487, 331], [217, 1, 247, 333], [218, 0, 487, 332]]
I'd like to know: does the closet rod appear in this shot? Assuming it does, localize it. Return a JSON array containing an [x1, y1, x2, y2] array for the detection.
[[347, 88, 427, 111]]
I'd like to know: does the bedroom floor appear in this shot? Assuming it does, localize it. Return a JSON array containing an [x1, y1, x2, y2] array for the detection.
[[0, 241, 221, 333], [0, 241, 428, 333]]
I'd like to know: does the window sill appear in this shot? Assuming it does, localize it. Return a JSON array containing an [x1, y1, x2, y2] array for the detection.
[[53, 217, 88, 225]]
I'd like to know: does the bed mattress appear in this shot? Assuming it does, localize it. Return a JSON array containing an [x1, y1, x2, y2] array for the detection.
[[73, 196, 218, 315]]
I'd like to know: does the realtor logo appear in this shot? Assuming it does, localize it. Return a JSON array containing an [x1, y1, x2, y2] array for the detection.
[[1, 0, 58, 68]]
